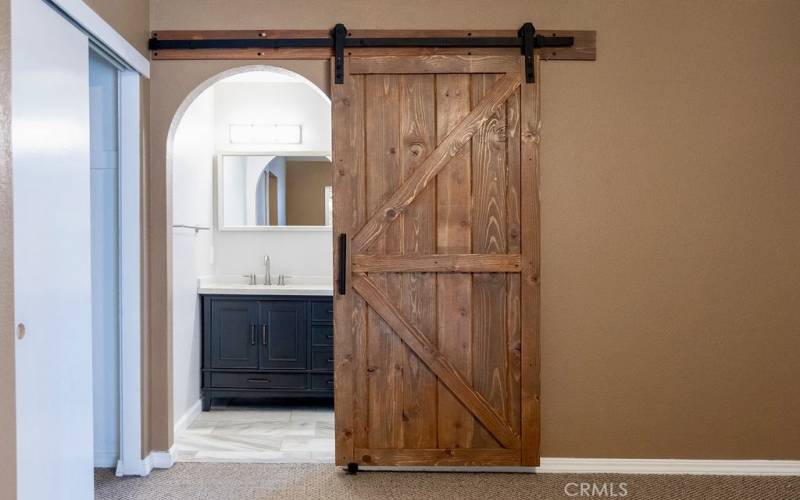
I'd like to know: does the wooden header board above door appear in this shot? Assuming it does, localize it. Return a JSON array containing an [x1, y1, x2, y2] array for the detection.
[[332, 54, 542, 468], [148, 28, 596, 62]]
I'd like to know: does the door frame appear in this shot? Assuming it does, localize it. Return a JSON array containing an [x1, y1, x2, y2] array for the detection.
[[49, 0, 149, 77], [115, 68, 146, 476]]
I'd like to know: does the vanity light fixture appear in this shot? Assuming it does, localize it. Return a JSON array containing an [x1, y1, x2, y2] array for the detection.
[[228, 123, 302, 144]]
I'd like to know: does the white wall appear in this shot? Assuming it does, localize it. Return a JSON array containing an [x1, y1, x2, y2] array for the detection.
[[171, 86, 215, 428], [212, 78, 332, 279], [214, 81, 330, 153], [213, 231, 332, 278]]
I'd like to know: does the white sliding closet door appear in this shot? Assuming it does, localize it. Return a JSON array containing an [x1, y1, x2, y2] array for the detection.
[[12, 0, 94, 498]]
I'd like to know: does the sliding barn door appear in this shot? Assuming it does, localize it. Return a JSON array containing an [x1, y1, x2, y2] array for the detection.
[[333, 54, 540, 468]]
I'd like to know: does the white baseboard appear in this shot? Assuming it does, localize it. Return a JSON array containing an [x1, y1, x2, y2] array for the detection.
[[365, 459, 800, 476], [174, 399, 202, 437], [151, 445, 177, 469], [115, 446, 176, 476], [536, 458, 800, 476], [115, 454, 152, 477], [94, 450, 118, 468]]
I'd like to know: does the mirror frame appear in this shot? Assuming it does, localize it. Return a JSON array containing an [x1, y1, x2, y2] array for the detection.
[[216, 150, 333, 232]]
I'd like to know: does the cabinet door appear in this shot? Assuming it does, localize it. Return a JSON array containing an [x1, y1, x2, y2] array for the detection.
[[258, 300, 307, 370], [210, 299, 259, 369]]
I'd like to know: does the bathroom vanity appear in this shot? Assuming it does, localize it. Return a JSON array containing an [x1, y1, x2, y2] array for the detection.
[[199, 281, 333, 410], [198, 151, 335, 409]]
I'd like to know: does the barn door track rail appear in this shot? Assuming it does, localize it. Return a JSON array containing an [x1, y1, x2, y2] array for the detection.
[[148, 23, 596, 83]]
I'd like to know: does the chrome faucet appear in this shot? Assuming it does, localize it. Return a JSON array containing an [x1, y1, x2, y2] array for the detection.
[[264, 255, 271, 285]]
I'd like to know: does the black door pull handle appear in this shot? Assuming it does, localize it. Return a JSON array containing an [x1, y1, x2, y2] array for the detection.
[[338, 233, 347, 295]]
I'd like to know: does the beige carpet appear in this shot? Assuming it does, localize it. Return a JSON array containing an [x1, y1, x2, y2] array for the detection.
[[96, 464, 799, 500]]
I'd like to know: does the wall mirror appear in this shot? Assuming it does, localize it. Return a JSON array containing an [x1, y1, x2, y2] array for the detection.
[[218, 152, 332, 230]]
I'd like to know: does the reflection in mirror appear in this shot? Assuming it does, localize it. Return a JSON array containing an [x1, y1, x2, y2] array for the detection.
[[220, 154, 332, 229]]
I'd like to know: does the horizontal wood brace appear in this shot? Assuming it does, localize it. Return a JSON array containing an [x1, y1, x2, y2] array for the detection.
[[352, 254, 521, 273], [348, 55, 520, 74]]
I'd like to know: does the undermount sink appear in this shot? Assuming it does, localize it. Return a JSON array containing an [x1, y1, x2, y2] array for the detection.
[[197, 275, 333, 296]]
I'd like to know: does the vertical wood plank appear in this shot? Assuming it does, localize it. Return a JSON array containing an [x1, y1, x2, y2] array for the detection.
[[505, 85, 522, 437], [364, 74, 404, 449], [352, 280, 369, 452], [332, 60, 366, 465], [471, 73, 508, 448], [519, 57, 542, 466], [435, 73, 475, 449], [399, 74, 438, 448]]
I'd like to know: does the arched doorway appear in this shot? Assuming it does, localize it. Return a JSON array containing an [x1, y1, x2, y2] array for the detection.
[[164, 64, 333, 463]]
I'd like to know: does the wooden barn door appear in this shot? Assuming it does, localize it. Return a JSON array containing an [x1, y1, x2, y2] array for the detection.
[[332, 54, 540, 468]]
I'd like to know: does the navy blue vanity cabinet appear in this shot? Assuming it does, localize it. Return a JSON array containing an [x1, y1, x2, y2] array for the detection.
[[258, 300, 307, 370], [201, 294, 333, 410], [209, 299, 259, 370]]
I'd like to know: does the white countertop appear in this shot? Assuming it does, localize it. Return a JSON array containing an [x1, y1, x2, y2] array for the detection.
[[197, 275, 333, 296], [198, 283, 333, 296]]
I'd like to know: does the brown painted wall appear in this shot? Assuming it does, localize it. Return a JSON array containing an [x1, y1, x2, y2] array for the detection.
[[83, 0, 150, 56], [139, 78, 151, 459], [285, 160, 332, 226], [0, 0, 16, 496], [148, 0, 800, 459]]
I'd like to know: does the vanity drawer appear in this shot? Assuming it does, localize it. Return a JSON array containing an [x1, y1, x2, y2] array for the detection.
[[311, 373, 334, 390], [210, 372, 308, 390], [311, 326, 334, 346], [311, 301, 334, 323], [311, 348, 334, 371]]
